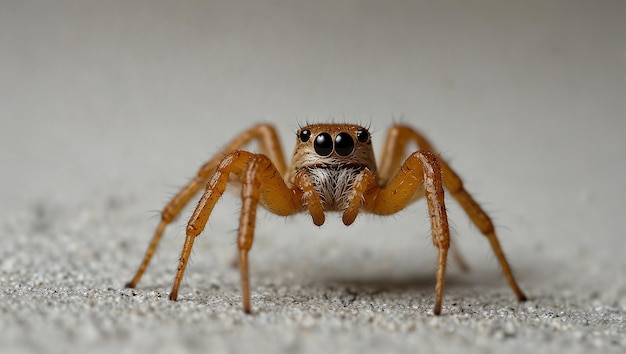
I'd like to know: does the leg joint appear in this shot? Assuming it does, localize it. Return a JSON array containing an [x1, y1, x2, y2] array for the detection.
[[186, 223, 201, 237]]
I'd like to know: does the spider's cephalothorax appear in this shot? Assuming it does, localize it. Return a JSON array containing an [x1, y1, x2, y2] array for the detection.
[[286, 124, 377, 211], [126, 122, 527, 315]]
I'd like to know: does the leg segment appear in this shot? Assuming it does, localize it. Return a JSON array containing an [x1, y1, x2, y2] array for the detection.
[[126, 124, 287, 288], [377, 125, 526, 301], [377, 125, 438, 186], [442, 167, 527, 301], [238, 159, 262, 313], [236, 155, 302, 313], [365, 151, 451, 315]]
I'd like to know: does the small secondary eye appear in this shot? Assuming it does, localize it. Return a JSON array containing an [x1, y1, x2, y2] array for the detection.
[[299, 129, 311, 142], [314, 132, 333, 156], [334, 132, 355, 156], [356, 129, 369, 143]]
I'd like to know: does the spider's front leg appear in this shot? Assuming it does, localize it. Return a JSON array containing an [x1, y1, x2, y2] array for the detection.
[[351, 151, 452, 315], [378, 125, 527, 302], [170, 151, 301, 314], [126, 124, 286, 289]]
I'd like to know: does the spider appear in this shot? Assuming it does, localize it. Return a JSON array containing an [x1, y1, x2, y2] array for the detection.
[[125, 123, 527, 315]]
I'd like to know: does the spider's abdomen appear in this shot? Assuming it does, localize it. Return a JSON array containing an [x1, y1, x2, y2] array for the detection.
[[306, 166, 363, 211]]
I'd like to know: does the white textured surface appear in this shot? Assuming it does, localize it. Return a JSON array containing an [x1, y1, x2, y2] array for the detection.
[[1, 1, 624, 353]]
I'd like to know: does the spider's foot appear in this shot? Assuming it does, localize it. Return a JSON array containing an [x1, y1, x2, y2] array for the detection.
[[124, 280, 137, 289]]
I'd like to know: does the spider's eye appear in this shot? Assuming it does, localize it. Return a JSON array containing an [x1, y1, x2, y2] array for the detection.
[[356, 129, 369, 143], [314, 132, 333, 156], [334, 132, 355, 156], [299, 129, 311, 142]]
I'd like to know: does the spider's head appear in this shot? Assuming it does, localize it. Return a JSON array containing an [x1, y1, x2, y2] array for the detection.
[[289, 124, 377, 175]]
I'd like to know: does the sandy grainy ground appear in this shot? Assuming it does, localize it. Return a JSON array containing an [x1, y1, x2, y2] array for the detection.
[[0, 196, 624, 354]]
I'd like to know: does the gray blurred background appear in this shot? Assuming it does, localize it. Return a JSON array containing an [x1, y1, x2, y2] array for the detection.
[[0, 1, 624, 353]]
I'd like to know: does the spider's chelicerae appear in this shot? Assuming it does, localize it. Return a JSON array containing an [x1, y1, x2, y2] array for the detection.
[[126, 123, 527, 315]]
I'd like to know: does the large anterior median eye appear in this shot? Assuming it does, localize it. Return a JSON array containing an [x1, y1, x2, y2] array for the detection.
[[334, 132, 355, 156], [314, 132, 333, 156]]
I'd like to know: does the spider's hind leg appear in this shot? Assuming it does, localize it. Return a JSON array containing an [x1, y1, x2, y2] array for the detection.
[[440, 165, 527, 301]]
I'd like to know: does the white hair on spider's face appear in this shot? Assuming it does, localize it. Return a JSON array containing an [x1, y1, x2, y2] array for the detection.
[[306, 166, 364, 211]]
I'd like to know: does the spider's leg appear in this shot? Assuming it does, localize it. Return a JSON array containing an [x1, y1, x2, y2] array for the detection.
[[378, 125, 525, 300], [169, 151, 256, 300], [439, 160, 527, 301], [125, 174, 208, 288], [377, 125, 437, 185], [365, 151, 450, 315], [126, 124, 287, 288], [236, 155, 302, 313], [377, 125, 469, 272], [381, 125, 526, 301]]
